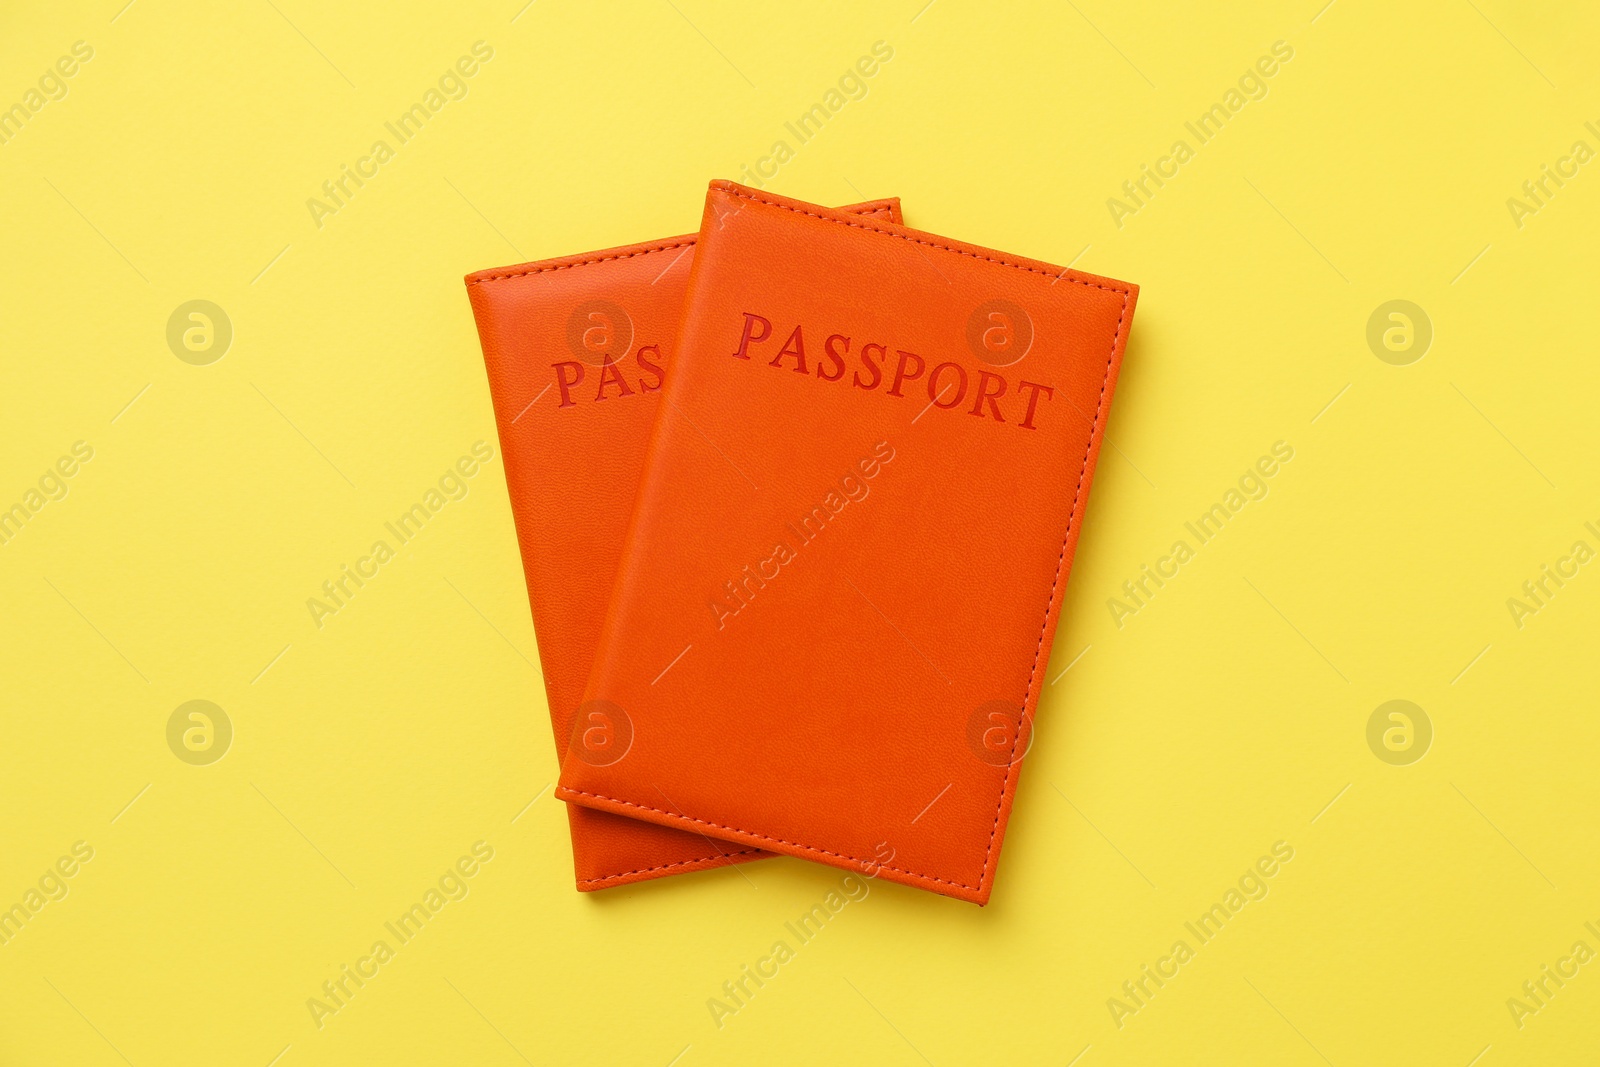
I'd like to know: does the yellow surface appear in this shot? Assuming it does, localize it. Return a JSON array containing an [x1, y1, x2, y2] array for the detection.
[[2, 1, 1596, 1063]]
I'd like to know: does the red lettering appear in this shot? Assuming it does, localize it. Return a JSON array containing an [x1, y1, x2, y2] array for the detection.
[[732, 312, 771, 359], [594, 357, 634, 401], [969, 371, 1007, 421], [770, 325, 808, 373], [553, 362, 585, 408], [854, 343, 885, 390], [725, 315, 1049, 431], [819, 334, 849, 381], [887, 350, 925, 397], [1017, 380, 1054, 429], [635, 344, 665, 392], [928, 362, 968, 409]]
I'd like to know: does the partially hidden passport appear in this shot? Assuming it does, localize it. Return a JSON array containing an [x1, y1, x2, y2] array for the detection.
[[465, 197, 903, 891], [558, 181, 1138, 904]]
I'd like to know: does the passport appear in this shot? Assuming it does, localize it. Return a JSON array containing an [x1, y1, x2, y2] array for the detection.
[[464, 196, 903, 890], [558, 181, 1138, 904]]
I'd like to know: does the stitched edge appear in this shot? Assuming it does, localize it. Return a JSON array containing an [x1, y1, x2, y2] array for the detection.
[[977, 268, 1130, 890], [577, 848, 768, 890], [562, 789, 986, 891], [469, 239, 696, 286], [466, 204, 898, 286], [489, 200, 896, 885], [564, 187, 1131, 895], [721, 186, 1131, 296]]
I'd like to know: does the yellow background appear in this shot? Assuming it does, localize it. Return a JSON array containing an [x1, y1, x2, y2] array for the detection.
[[2, 0, 1597, 1063]]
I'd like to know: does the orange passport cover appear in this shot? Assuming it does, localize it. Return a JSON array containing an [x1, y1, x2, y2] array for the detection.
[[558, 181, 1138, 904], [464, 197, 903, 891]]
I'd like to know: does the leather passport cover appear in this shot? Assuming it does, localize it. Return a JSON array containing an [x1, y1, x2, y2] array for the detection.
[[558, 181, 1138, 904], [464, 197, 903, 891]]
